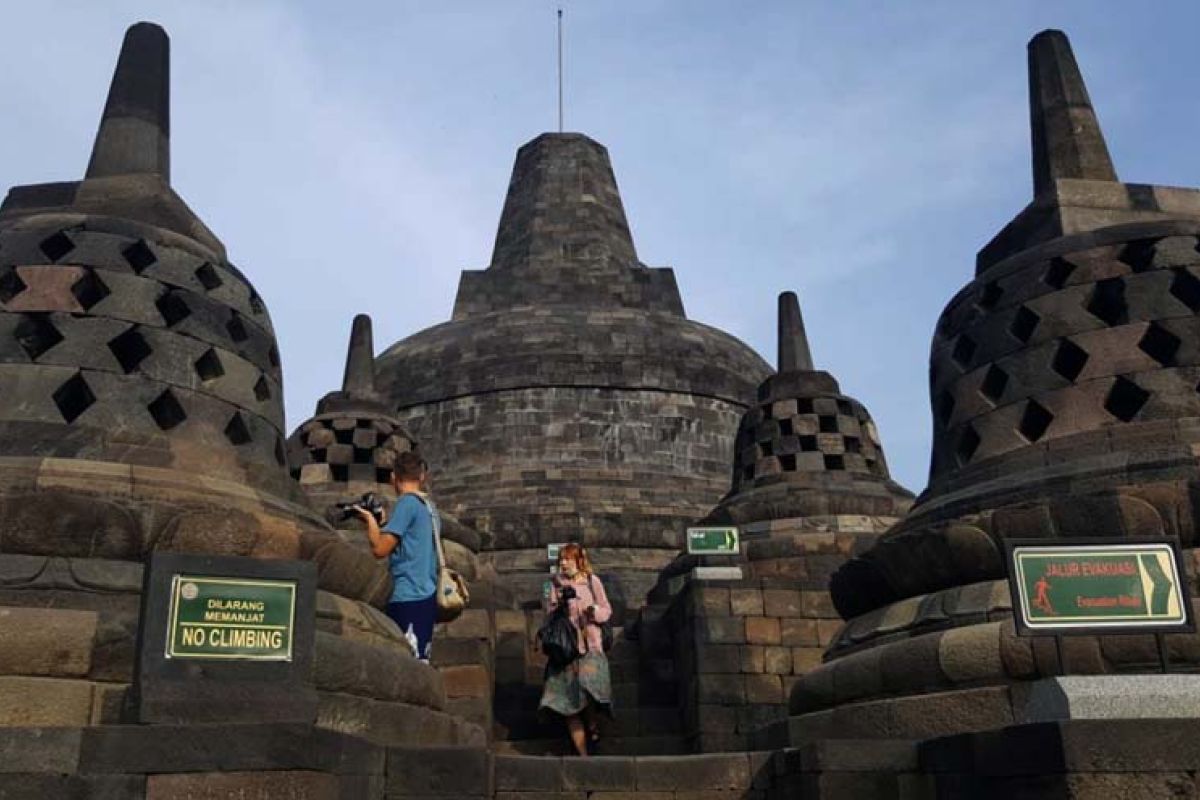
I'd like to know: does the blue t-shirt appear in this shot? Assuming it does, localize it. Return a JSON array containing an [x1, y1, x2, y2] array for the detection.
[[384, 494, 438, 603]]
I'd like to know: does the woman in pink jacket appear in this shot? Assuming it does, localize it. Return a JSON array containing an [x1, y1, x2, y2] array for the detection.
[[539, 543, 613, 756]]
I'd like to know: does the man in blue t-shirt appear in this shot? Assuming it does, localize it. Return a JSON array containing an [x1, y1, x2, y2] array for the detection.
[[354, 451, 439, 662]]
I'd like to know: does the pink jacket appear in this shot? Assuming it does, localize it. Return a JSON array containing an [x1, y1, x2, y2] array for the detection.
[[545, 573, 613, 655]]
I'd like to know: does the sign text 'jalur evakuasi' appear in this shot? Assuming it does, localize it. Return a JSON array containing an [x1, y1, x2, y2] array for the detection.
[[166, 575, 297, 661], [1008, 540, 1192, 634]]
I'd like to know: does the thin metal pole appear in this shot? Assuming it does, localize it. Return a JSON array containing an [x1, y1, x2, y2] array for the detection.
[[557, 7, 564, 132]]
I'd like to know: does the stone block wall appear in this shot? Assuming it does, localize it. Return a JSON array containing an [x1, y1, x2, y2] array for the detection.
[[667, 576, 841, 752], [433, 608, 496, 736]]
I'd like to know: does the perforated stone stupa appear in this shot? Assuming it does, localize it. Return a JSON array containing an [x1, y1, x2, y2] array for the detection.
[[794, 29, 1200, 745]]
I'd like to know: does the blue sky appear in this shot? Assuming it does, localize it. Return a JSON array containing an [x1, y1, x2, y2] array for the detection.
[[1, 2, 1198, 493]]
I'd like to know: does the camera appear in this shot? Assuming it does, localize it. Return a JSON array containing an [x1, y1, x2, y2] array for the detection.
[[558, 585, 577, 601], [332, 492, 386, 524]]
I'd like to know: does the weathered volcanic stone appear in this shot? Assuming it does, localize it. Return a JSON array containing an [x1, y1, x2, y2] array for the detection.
[[831, 29, 1200, 619], [375, 133, 771, 563]]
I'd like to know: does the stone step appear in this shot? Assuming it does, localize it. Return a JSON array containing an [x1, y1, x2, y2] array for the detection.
[[491, 733, 691, 757]]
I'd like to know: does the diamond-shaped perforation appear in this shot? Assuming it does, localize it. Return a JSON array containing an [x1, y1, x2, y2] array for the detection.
[[1170, 268, 1200, 311], [1009, 306, 1040, 344], [274, 437, 286, 466], [0, 267, 27, 304], [1051, 339, 1089, 382], [268, 346, 280, 369], [147, 389, 187, 431], [248, 290, 265, 315], [1138, 322, 1181, 366], [977, 281, 1002, 310], [194, 348, 224, 382], [226, 313, 249, 343], [194, 262, 223, 291], [52, 372, 95, 423], [935, 391, 955, 426], [1043, 257, 1075, 290], [1018, 400, 1053, 443], [955, 425, 981, 466], [224, 412, 252, 445], [69, 269, 111, 311], [1118, 238, 1158, 273], [979, 364, 1009, 404], [951, 335, 977, 369], [155, 290, 191, 327], [39, 231, 74, 262], [122, 240, 157, 274], [13, 313, 63, 360], [1104, 377, 1150, 422], [1085, 278, 1128, 326], [106, 327, 152, 374]]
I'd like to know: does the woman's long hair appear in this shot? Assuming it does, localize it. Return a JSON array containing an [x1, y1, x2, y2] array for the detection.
[[558, 543, 594, 577]]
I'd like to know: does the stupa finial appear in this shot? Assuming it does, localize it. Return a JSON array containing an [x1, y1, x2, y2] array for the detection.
[[86, 22, 170, 182]]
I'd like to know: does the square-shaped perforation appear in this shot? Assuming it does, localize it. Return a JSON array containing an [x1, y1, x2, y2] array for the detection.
[[155, 290, 191, 327], [979, 365, 1008, 404], [823, 454, 845, 470], [148, 389, 187, 430], [956, 425, 981, 466], [195, 262, 223, 291], [1118, 239, 1158, 273], [935, 391, 955, 426], [194, 348, 224, 382], [1104, 377, 1150, 422], [122, 240, 157, 274], [1170, 268, 1200, 311], [1009, 306, 1040, 344], [39, 231, 75, 262], [52, 372, 95, 423], [951, 335, 977, 369], [1085, 278, 1128, 326], [798, 435, 817, 452], [224, 412, 252, 445], [1138, 322, 1181, 367], [977, 281, 1002, 310], [1018, 400, 1053, 443], [226, 313, 249, 343], [70, 269, 110, 311], [779, 454, 797, 471], [0, 267, 27, 304], [1043, 257, 1075, 290], [14, 314, 63, 360], [1051, 339, 1089, 382], [107, 327, 152, 374]]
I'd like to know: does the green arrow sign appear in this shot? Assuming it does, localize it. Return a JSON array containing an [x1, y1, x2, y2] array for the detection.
[[1009, 542, 1189, 632], [687, 527, 740, 556]]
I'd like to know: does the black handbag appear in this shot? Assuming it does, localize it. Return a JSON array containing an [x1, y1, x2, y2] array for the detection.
[[537, 604, 581, 669]]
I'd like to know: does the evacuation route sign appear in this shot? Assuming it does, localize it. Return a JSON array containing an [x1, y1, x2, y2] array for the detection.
[[1009, 541, 1190, 633], [166, 575, 296, 661], [687, 526, 740, 556]]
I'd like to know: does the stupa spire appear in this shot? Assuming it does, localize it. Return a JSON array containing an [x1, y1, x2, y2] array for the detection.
[[489, 133, 637, 270], [1028, 29, 1116, 197], [777, 291, 814, 373], [86, 22, 170, 182], [341, 314, 378, 398]]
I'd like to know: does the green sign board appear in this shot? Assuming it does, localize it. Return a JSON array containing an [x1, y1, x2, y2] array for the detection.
[[686, 526, 740, 556], [1008, 541, 1190, 633], [166, 575, 297, 661]]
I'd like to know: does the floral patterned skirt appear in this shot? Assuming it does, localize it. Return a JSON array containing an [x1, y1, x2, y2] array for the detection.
[[538, 652, 613, 718]]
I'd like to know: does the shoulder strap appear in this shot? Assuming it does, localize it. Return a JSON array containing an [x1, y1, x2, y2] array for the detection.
[[401, 492, 446, 571]]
